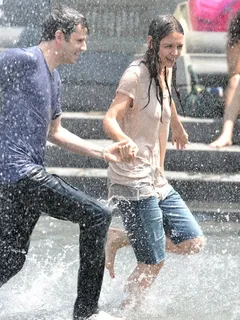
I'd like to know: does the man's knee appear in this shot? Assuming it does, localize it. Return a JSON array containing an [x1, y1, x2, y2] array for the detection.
[[79, 202, 112, 235], [94, 201, 112, 227], [104, 207, 112, 227], [96, 206, 112, 234]]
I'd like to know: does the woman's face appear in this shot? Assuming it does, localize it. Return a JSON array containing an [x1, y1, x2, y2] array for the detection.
[[158, 31, 184, 69]]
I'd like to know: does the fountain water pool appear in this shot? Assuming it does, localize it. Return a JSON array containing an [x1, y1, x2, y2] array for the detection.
[[0, 215, 239, 320]]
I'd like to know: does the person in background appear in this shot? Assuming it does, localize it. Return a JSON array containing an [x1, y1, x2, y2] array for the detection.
[[103, 14, 205, 309], [0, 5, 129, 320], [210, 10, 240, 148]]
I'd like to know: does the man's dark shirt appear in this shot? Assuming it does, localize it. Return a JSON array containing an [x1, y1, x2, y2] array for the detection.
[[0, 46, 62, 183]]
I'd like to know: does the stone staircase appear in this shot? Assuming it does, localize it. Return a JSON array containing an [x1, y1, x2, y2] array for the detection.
[[1, 0, 238, 221], [45, 0, 239, 221], [45, 111, 240, 221]]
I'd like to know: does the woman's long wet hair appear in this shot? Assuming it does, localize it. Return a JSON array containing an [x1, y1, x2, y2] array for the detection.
[[227, 10, 240, 47], [141, 15, 184, 116]]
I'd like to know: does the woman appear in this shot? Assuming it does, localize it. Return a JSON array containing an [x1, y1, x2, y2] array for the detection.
[[103, 15, 206, 308], [210, 10, 240, 148]]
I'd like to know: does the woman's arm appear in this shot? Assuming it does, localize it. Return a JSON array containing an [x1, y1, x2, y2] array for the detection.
[[103, 92, 139, 161], [170, 100, 189, 149], [164, 67, 188, 150], [159, 122, 170, 175], [103, 93, 132, 141]]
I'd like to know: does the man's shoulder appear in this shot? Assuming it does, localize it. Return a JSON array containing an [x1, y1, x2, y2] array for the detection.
[[0, 46, 38, 66]]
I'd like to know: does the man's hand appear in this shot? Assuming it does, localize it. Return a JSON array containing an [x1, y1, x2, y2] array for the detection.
[[104, 140, 139, 162]]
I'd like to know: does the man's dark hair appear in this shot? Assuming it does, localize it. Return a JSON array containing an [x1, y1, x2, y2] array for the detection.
[[41, 4, 89, 41], [227, 10, 240, 47]]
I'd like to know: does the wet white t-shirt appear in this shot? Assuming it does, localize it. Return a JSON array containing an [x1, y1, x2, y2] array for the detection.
[[108, 59, 173, 200]]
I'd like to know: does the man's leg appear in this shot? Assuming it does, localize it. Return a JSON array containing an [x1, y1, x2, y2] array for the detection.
[[73, 212, 110, 319], [0, 183, 41, 287], [25, 169, 112, 319]]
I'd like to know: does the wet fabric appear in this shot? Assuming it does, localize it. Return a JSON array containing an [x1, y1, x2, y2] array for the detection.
[[0, 46, 61, 184], [0, 167, 111, 319], [108, 60, 172, 193], [118, 189, 203, 264], [108, 181, 173, 201]]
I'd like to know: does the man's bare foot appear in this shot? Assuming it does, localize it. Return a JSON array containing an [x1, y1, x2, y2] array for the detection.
[[105, 228, 129, 278], [209, 135, 232, 148]]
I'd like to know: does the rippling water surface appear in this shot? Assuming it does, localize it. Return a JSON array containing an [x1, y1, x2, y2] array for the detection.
[[0, 215, 239, 320]]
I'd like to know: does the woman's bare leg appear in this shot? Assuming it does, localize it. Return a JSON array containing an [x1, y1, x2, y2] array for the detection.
[[106, 228, 205, 278], [166, 236, 206, 254], [105, 228, 130, 278], [121, 261, 164, 309], [106, 228, 164, 309]]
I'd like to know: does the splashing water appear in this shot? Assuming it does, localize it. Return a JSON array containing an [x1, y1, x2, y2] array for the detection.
[[0, 216, 239, 320]]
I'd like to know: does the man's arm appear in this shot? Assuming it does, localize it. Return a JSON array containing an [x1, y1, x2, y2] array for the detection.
[[47, 115, 127, 162]]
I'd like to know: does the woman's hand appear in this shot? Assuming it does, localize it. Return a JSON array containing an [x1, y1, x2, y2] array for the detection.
[[119, 139, 139, 163], [170, 101, 189, 150], [103, 140, 138, 162], [171, 123, 189, 150]]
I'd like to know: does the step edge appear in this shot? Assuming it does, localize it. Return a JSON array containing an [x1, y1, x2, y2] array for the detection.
[[46, 167, 240, 182]]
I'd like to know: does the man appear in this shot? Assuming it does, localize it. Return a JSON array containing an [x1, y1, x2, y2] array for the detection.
[[0, 5, 127, 320]]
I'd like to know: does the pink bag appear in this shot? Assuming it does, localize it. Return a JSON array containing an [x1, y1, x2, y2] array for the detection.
[[189, 0, 240, 31]]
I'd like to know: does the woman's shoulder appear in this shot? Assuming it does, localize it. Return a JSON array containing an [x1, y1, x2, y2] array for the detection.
[[126, 59, 149, 76]]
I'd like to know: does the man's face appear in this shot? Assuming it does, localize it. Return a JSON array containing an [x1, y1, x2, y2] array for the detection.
[[158, 31, 184, 68], [61, 24, 88, 64]]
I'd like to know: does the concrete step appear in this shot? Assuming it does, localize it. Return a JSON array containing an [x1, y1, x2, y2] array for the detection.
[[61, 112, 240, 145], [61, 112, 108, 140], [45, 140, 240, 174], [46, 167, 240, 204], [182, 116, 240, 145], [59, 51, 133, 112], [165, 142, 240, 174]]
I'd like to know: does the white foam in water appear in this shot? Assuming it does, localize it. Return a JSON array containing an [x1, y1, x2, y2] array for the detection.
[[0, 217, 239, 320]]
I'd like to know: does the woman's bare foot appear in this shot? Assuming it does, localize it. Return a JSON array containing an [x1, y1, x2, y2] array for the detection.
[[209, 134, 232, 148], [120, 295, 140, 311], [105, 228, 130, 278]]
